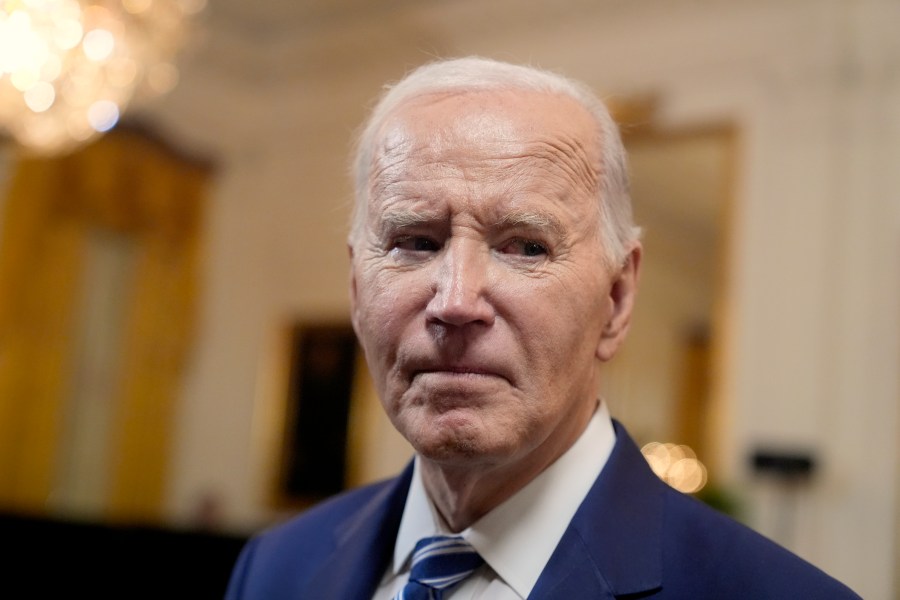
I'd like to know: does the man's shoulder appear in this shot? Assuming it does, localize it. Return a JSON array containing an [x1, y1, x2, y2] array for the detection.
[[225, 474, 408, 600], [586, 422, 860, 598], [256, 475, 401, 551], [660, 487, 861, 598]]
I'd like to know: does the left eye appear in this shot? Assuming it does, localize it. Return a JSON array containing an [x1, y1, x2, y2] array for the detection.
[[500, 239, 548, 257]]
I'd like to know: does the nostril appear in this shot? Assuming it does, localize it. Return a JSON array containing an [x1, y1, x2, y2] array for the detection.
[[425, 291, 495, 328]]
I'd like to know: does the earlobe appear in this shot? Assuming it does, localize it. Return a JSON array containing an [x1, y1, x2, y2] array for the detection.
[[596, 243, 642, 362]]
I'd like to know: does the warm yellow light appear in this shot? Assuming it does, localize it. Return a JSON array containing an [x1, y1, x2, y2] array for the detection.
[[0, 0, 202, 154], [24, 81, 56, 112], [641, 441, 708, 494], [0, 11, 47, 75], [53, 16, 83, 49], [66, 110, 94, 140], [82, 28, 115, 62], [60, 65, 96, 106], [40, 53, 63, 81], [107, 56, 137, 88], [11, 70, 35, 92], [122, 0, 153, 15]]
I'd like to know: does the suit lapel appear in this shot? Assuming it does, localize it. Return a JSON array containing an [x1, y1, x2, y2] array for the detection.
[[304, 463, 414, 599], [529, 528, 615, 599], [530, 421, 665, 598], [300, 422, 664, 598]]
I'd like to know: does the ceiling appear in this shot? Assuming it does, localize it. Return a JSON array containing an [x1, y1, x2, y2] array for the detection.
[[140, 0, 725, 248]]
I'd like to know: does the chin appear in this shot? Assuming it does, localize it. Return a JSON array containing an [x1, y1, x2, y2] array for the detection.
[[394, 401, 523, 462], [411, 424, 517, 467]]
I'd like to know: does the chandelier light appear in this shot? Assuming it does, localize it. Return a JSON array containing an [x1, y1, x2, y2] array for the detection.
[[0, 0, 205, 155]]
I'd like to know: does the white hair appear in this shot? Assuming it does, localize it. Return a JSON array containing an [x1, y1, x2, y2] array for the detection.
[[350, 56, 641, 265]]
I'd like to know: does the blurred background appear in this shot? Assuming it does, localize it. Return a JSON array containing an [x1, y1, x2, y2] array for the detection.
[[0, 0, 897, 597]]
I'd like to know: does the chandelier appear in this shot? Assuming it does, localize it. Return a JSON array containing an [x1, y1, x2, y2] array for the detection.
[[0, 0, 205, 155]]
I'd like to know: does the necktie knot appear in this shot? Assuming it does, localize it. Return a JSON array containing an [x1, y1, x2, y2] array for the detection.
[[395, 535, 484, 600]]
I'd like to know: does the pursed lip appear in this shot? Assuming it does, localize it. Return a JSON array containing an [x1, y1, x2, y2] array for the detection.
[[408, 362, 511, 383]]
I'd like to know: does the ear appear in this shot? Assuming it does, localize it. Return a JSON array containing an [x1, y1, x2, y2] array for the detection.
[[596, 243, 642, 362], [348, 243, 361, 336]]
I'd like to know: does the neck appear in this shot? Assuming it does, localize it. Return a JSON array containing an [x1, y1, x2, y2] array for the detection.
[[419, 401, 597, 532], [419, 461, 515, 532]]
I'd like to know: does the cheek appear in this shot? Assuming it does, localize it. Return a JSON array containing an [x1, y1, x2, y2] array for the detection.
[[357, 296, 396, 357], [509, 285, 604, 380], [355, 271, 423, 358], [508, 274, 594, 339]]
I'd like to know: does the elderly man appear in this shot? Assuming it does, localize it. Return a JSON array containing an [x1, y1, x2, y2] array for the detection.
[[226, 57, 858, 599]]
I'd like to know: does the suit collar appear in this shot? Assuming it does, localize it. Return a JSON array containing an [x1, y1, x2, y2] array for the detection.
[[530, 420, 665, 598], [301, 421, 664, 599], [304, 463, 414, 598]]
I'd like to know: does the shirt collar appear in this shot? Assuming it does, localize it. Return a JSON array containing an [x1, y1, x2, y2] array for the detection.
[[391, 402, 616, 598]]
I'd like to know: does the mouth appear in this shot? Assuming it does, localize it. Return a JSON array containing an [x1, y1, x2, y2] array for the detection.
[[427, 367, 495, 375], [410, 365, 509, 383]]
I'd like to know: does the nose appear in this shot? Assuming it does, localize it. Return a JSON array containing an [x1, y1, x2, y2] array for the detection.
[[425, 239, 495, 328]]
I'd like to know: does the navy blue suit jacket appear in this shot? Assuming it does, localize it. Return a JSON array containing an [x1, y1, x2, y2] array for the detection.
[[226, 421, 859, 599]]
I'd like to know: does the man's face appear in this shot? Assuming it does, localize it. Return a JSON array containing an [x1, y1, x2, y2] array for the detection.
[[350, 89, 638, 474]]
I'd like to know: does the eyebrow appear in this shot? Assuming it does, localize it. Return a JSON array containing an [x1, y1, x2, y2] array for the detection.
[[494, 211, 566, 238], [375, 208, 567, 239], [376, 209, 442, 235]]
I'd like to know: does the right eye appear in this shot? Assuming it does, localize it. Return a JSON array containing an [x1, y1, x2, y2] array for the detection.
[[392, 236, 441, 252]]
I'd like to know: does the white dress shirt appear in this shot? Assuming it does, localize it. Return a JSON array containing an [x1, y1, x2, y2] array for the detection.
[[372, 401, 616, 599]]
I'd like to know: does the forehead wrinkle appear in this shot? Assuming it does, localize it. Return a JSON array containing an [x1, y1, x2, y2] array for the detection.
[[369, 143, 468, 208], [444, 136, 599, 209], [513, 135, 600, 198], [369, 151, 413, 203], [366, 97, 602, 239]]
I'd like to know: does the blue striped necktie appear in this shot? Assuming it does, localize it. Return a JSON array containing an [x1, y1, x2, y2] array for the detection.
[[394, 535, 484, 600]]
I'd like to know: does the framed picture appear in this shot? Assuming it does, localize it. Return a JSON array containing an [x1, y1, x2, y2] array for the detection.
[[278, 323, 359, 502]]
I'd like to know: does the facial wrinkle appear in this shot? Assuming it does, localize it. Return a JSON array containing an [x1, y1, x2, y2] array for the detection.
[[519, 136, 599, 200]]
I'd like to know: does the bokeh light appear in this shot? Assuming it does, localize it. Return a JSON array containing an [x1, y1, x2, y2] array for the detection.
[[641, 441, 708, 494], [0, 0, 203, 155]]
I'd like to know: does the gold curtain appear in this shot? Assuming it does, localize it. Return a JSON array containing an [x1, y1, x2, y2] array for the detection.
[[0, 129, 209, 520]]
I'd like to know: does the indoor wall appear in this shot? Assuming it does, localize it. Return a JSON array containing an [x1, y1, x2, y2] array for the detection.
[[0, 1, 896, 598], [144, 1, 900, 597]]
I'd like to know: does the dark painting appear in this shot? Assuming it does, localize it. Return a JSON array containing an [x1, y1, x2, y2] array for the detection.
[[281, 324, 358, 500]]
